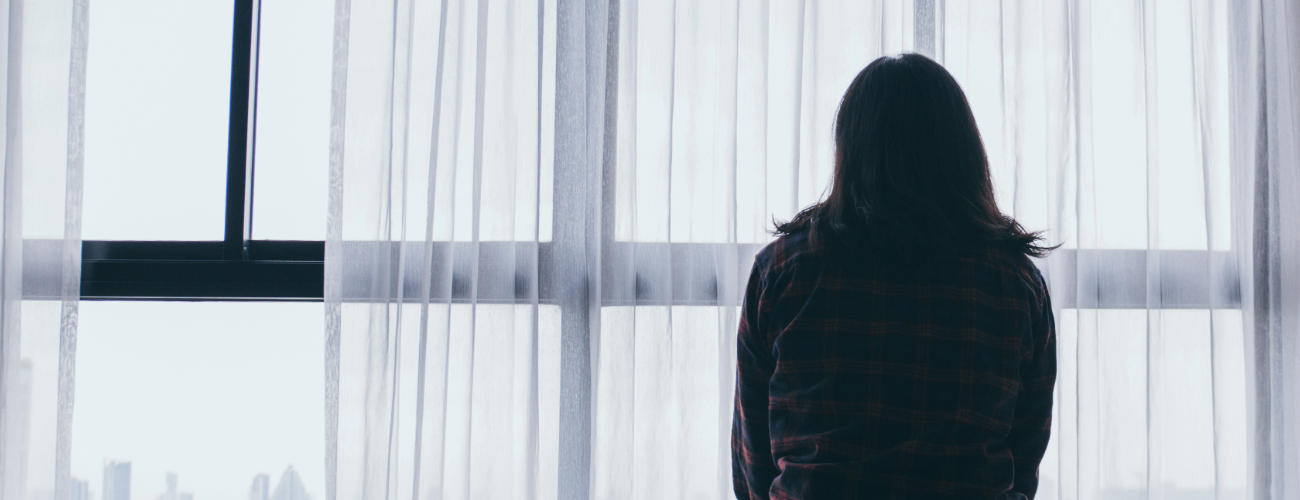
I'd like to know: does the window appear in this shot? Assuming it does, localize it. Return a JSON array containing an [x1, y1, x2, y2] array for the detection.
[[68, 2, 332, 499], [77, 0, 326, 301], [82, 0, 232, 242]]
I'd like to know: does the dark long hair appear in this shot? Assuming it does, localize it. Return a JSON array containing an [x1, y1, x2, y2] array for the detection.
[[775, 53, 1056, 258]]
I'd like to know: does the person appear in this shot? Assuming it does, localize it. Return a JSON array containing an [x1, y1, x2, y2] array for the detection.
[[731, 53, 1057, 500]]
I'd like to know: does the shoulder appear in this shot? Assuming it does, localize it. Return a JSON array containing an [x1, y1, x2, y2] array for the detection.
[[753, 229, 820, 281], [977, 243, 1051, 311]]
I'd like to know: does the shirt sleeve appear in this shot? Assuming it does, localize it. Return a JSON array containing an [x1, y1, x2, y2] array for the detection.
[[732, 257, 780, 500], [1006, 271, 1057, 498]]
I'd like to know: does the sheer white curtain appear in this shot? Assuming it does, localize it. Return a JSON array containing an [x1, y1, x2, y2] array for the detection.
[[325, 1, 1298, 499], [326, 0, 560, 499], [1238, 0, 1300, 498], [0, 1, 87, 500]]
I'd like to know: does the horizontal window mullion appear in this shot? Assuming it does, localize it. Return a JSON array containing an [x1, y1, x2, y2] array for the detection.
[[51, 240, 550, 302], [599, 244, 1241, 309], [1041, 249, 1240, 309], [81, 260, 323, 300], [16, 240, 1244, 306]]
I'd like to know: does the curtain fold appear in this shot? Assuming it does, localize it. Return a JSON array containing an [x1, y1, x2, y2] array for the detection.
[[0, 1, 86, 500], [1237, 0, 1300, 498], [326, 0, 562, 499], [326, 1, 1295, 499]]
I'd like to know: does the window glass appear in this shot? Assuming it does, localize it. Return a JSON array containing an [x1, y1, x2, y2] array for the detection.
[[1040, 308, 1248, 500], [72, 302, 324, 500], [267, 0, 557, 243], [250, 0, 333, 241], [592, 306, 737, 498], [82, 0, 235, 240], [614, 2, 1231, 249], [944, 2, 1231, 251], [333, 304, 562, 499]]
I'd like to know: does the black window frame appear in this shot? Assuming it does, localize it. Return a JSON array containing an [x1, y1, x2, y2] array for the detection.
[[78, 0, 323, 301]]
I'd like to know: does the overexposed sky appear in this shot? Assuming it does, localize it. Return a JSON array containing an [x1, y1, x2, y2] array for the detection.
[[81, 0, 232, 241], [82, 0, 331, 241], [73, 302, 325, 500]]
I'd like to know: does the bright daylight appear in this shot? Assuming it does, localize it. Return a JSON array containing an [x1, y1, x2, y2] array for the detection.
[[3, 1, 1297, 500]]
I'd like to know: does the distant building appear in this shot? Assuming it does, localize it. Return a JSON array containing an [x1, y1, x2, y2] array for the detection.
[[270, 466, 310, 500], [156, 472, 178, 500], [70, 477, 89, 500], [249, 474, 270, 500], [103, 460, 131, 500], [156, 472, 194, 500]]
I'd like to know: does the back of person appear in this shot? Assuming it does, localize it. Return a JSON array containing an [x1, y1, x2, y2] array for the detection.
[[730, 53, 1058, 500], [731, 229, 1054, 499]]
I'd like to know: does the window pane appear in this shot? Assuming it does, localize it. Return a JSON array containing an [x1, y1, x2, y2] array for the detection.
[[72, 302, 324, 500], [250, 0, 333, 241], [1044, 309, 1248, 499], [333, 304, 562, 499], [593, 306, 736, 499], [82, 0, 235, 241]]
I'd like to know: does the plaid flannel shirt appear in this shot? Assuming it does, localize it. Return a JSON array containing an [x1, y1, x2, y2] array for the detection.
[[731, 230, 1056, 499]]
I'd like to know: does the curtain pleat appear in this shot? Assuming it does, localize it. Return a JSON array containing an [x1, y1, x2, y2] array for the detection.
[[328, 1, 557, 499], [0, 0, 86, 499], [327, 0, 1296, 499], [1238, 0, 1300, 498]]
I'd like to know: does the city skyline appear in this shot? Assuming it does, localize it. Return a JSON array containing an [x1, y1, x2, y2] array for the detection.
[[73, 461, 313, 500], [267, 467, 310, 500], [156, 472, 193, 500], [247, 475, 268, 500], [103, 460, 131, 500], [71, 478, 90, 500]]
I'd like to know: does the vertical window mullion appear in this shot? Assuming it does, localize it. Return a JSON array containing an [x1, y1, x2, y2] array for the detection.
[[551, 0, 618, 497], [224, 0, 261, 260]]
